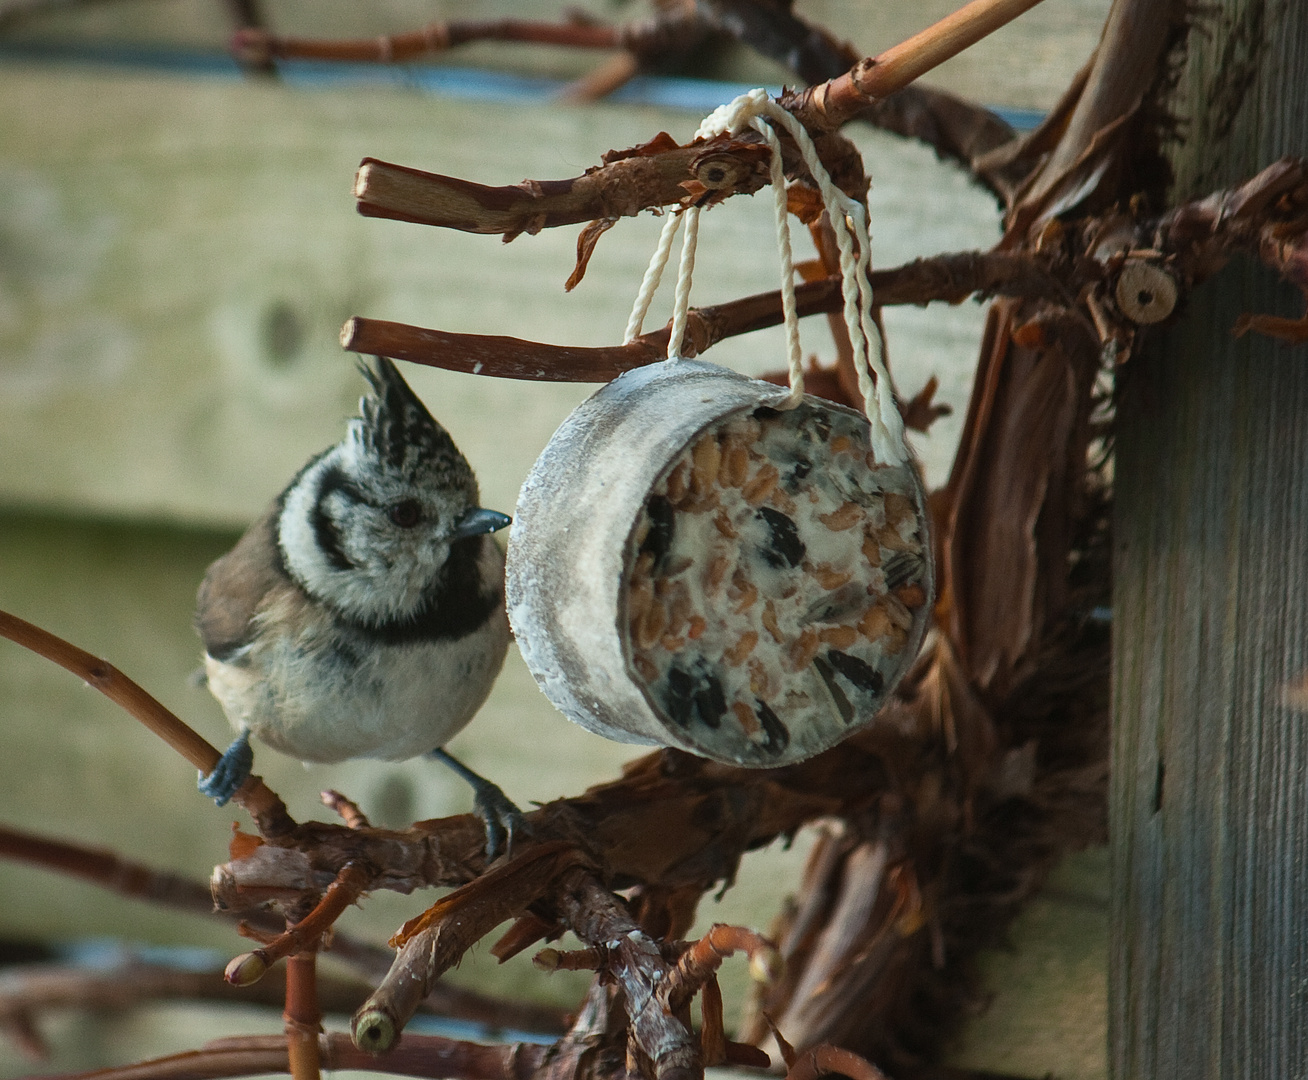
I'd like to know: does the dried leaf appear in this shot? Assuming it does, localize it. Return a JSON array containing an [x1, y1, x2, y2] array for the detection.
[[228, 827, 264, 862], [1232, 311, 1308, 343], [787, 183, 826, 225], [900, 375, 952, 434], [565, 217, 617, 291], [601, 131, 680, 165]]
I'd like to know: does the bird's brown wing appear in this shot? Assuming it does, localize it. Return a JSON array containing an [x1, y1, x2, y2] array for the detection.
[[195, 505, 287, 661]]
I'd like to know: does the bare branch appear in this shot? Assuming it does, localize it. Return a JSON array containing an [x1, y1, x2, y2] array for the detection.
[[229, 9, 720, 67], [340, 317, 660, 381], [352, 843, 589, 1053], [225, 863, 371, 987], [35, 1032, 552, 1080], [341, 251, 1066, 382], [554, 875, 698, 1080], [0, 823, 218, 916], [781, 0, 1049, 132], [783, 1046, 891, 1080], [352, 139, 772, 235], [0, 609, 294, 837]]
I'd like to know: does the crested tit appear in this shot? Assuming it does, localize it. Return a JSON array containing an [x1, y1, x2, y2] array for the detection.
[[195, 357, 518, 852]]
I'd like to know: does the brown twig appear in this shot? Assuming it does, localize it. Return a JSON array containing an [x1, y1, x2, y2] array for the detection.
[[320, 790, 370, 829], [561, 52, 642, 104], [532, 946, 605, 973], [30, 1032, 553, 1080], [350, 0, 1057, 240], [226, 862, 372, 987], [283, 954, 321, 1080], [664, 925, 781, 1008], [0, 823, 219, 917], [0, 609, 294, 837], [341, 251, 1066, 382], [223, 0, 276, 77], [352, 842, 589, 1053], [784, 1045, 891, 1080], [340, 317, 661, 381], [555, 874, 699, 1080], [233, 19, 622, 65], [352, 139, 772, 236], [0, 959, 408, 1060], [781, 0, 1049, 132]]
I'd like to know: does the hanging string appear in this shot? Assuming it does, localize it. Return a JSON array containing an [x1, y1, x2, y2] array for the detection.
[[623, 88, 907, 466], [666, 205, 701, 362], [623, 209, 684, 345], [752, 118, 805, 408]]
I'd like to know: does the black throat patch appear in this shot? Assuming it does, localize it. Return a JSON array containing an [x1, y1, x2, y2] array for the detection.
[[339, 535, 501, 646]]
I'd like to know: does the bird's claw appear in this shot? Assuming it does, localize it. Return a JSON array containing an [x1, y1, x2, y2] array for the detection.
[[430, 747, 528, 860], [198, 730, 253, 807], [473, 783, 530, 861]]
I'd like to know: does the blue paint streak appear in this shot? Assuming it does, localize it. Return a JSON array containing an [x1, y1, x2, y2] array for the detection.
[[0, 41, 1043, 128]]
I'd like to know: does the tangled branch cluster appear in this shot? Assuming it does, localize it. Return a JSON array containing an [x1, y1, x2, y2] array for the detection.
[[2, 0, 1307, 1078]]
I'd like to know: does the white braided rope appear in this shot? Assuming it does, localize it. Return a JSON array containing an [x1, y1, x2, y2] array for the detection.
[[623, 209, 684, 344], [753, 118, 806, 408], [666, 204, 701, 361], [624, 89, 906, 465]]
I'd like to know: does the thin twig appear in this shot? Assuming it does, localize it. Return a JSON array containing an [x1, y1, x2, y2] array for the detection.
[[554, 874, 700, 1080], [784, 1045, 891, 1080], [226, 862, 372, 987], [233, 18, 622, 65], [0, 823, 218, 917], [352, 140, 771, 235], [352, 842, 589, 1053], [320, 790, 370, 829], [341, 251, 1064, 381], [782, 0, 1050, 132], [29, 1032, 553, 1080], [0, 609, 293, 837], [340, 317, 660, 381], [283, 954, 321, 1080], [664, 925, 781, 1008]]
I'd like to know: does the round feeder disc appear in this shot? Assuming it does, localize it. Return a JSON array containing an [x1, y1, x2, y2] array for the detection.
[[506, 359, 933, 767]]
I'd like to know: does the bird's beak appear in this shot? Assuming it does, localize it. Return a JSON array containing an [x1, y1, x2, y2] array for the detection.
[[452, 506, 512, 540]]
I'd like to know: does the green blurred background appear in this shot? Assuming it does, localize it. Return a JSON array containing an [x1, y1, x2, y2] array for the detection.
[[0, 1, 1109, 1075]]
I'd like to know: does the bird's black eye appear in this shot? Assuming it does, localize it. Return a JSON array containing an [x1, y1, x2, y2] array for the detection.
[[388, 499, 422, 528]]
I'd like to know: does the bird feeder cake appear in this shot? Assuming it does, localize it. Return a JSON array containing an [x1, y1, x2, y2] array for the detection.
[[507, 359, 932, 768]]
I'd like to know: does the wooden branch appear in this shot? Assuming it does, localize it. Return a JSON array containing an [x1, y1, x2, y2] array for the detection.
[[340, 317, 661, 381], [231, 6, 713, 69], [0, 609, 294, 838], [784, 1046, 891, 1080], [33, 1033, 552, 1080], [555, 875, 699, 1080], [0, 822, 218, 917], [353, 138, 772, 234], [0, 960, 391, 1043], [234, 19, 621, 65], [320, 790, 370, 829], [782, 0, 1048, 132], [0, 820, 569, 1041], [352, 843, 588, 1053], [664, 925, 780, 1008], [352, 0, 1055, 237], [283, 954, 322, 1080], [226, 863, 371, 987], [341, 251, 1066, 382]]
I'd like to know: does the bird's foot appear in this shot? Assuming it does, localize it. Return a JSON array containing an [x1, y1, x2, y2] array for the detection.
[[199, 730, 253, 807], [430, 748, 529, 861]]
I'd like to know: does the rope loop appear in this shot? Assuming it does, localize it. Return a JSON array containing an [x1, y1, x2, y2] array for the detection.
[[623, 89, 906, 466]]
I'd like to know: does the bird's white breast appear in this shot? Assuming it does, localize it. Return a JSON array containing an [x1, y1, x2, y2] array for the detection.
[[205, 553, 511, 764]]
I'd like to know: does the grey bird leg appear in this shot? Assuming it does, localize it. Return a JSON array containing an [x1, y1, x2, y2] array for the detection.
[[430, 748, 527, 860], [199, 729, 253, 807]]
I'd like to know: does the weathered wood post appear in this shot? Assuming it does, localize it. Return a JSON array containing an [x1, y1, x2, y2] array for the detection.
[[1111, 2, 1308, 1077]]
